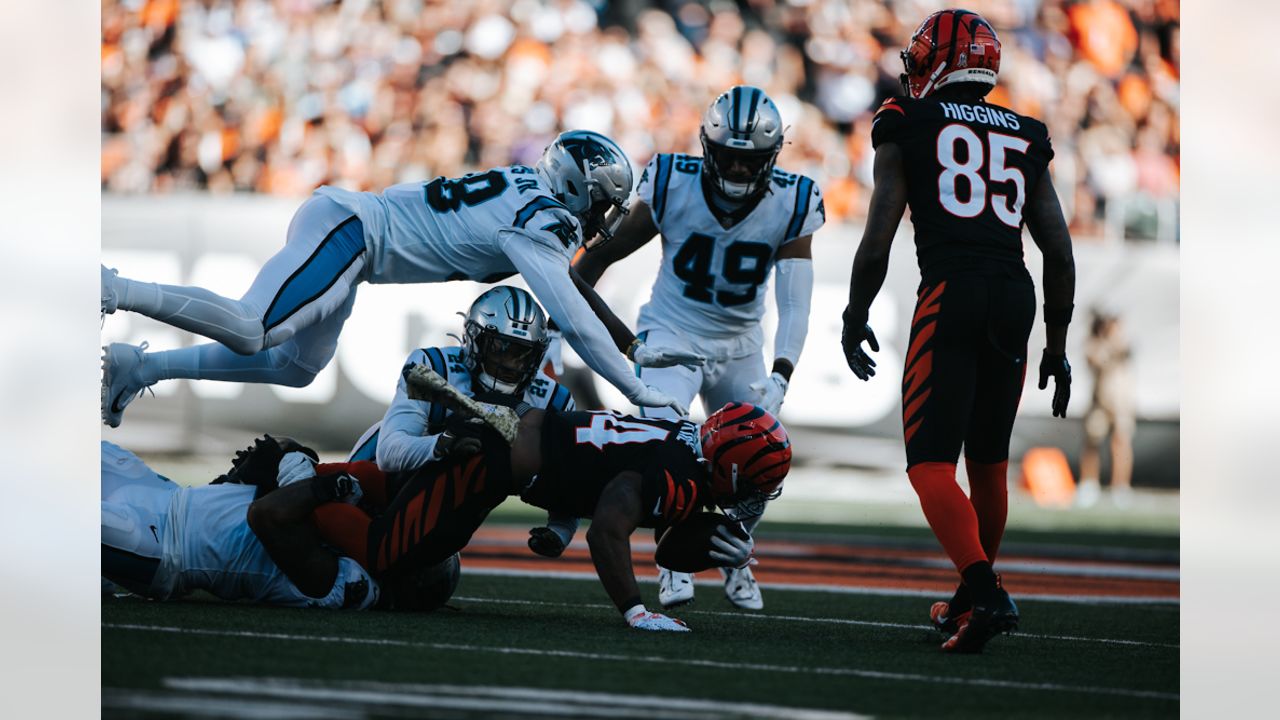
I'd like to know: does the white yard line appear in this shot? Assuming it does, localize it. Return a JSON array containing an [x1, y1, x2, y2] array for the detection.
[[451, 595, 1180, 649], [102, 623, 1178, 702], [461, 566, 1181, 605], [156, 678, 870, 720]]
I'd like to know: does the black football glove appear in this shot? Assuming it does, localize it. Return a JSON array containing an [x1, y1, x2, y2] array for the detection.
[[1038, 351, 1072, 418], [527, 527, 568, 558], [432, 430, 483, 461], [841, 310, 880, 381], [212, 434, 318, 491]]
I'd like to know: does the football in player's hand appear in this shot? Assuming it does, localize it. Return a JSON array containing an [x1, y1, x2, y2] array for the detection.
[[654, 512, 748, 573]]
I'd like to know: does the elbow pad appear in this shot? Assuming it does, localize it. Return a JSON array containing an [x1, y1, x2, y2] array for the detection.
[[773, 258, 814, 366]]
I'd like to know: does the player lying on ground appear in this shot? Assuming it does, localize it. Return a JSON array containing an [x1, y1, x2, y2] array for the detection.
[[573, 85, 823, 611], [840, 9, 1076, 653], [100, 438, 457, 611], [345, 285, 580, 558], [259, 366, 789, 631], [100, 130, 703, 427]]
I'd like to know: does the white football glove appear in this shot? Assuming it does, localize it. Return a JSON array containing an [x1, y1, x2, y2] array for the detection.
[[625, 605, 691, 632], [629, 341, 706, 370], [627, 384, 690, 417], [708, 523, 755, 569], [748, 372, 789, 416], [543, 328, 564, 376], [276, 450, 318, 488]]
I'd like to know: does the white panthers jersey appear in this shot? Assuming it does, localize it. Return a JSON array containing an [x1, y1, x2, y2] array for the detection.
[[348, 344, 575, 469], [635, 154, 825, 345], [316, 165, 583, 284], [100, 442, 375, 608]]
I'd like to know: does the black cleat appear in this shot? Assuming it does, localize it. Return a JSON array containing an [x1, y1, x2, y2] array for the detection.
[[941, 585, 1018, 654]]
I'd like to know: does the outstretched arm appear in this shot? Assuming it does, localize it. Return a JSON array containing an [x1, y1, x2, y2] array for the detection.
[[500, 233, 687, 413], [573, 199, 659, 287]]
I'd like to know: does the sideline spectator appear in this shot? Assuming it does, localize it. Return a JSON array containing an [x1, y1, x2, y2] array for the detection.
[[101, 0, 1179, 239]]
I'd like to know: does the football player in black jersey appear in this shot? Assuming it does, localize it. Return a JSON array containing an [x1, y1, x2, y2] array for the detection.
[[840, 9, 1076, 654], [254, 402, 790, 631]]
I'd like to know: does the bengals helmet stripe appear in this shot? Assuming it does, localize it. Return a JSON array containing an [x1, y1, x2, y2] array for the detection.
[[900, 9, 1001, 99], [701, 402, 792, 516]]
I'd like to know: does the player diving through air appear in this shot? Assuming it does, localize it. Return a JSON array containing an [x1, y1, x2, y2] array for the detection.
[[573, 86, 823, 611], [841, 9, 1076, 653], [100, 130, 703, 426]]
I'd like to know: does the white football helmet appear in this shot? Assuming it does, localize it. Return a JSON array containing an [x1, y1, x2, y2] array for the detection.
[[700, 86, 785, 201], [462, 286, 551, 395], [535, 130, 633, 249]]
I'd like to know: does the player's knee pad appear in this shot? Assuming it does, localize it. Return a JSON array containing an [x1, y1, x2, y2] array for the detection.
[[261, 344, 322, 387], [218, 320, 269, 356]]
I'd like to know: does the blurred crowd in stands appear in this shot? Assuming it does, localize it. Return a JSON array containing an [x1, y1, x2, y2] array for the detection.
[[102, 0, 1179, 240]]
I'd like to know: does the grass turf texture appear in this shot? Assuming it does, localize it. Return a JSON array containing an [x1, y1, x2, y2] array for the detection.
[[104, 548, 1178, 718]]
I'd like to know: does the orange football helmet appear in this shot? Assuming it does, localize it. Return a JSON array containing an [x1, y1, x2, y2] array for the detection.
[[700, 402, 791, 517], [900, 9, 1001, 99]]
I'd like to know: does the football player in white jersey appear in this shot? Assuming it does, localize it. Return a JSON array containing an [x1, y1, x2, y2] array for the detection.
[[573, 87, 824, 611], [346, 285, 580, 557], [100, 130, 704, 427], [101, 439, 384, 609]]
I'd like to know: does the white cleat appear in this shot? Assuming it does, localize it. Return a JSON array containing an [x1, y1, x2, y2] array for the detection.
[[101, 265, 119, 316], [657, 566, 695, 609], [721, 565, 764, 610], [101, 342, 153, 428]]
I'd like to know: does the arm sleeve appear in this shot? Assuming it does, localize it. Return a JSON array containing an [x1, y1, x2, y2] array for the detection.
[[499, 229, 648, 401], [374, 350, 442, 472], [772, 257, 814, 366]]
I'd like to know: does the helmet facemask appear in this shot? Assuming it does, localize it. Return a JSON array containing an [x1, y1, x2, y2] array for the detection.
[[535, 130, 634, 251], [464, 324, 547, 395], [700, 130, 781, 202], [699, 85, 785, 203], [460, 286, 551, 397]]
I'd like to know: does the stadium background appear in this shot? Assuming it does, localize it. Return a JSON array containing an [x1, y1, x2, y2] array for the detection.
[[101, 0, 1179, 490]]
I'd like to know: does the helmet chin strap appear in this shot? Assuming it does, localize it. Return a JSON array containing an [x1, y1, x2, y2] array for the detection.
[[919, 60, 948, 98]]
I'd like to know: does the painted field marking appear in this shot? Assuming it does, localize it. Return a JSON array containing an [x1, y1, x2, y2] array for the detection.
[[451, 595, 1181, 650], [102, 623, 1179, 702], [152, 677, 870, 720], [462, 566, 1180, 605]]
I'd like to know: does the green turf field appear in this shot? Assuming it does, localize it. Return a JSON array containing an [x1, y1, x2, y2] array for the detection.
[[103, 524, 1179, 719]]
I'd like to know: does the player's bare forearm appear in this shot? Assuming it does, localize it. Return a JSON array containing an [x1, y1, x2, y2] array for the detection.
[[1025, 174, 1076, 355], [585, 471, 645, 612], [573, 200, 658, 287], [846, 145, 907, 322], [570, 267, 636, 352], [246, 479, 339, 598]]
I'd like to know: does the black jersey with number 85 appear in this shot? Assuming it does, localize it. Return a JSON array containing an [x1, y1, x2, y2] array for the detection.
[[871, 96, 1053, 282]]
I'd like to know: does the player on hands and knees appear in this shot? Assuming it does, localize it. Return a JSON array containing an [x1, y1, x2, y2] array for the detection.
[[521, 401, 790, 631], [573, 86, 822, 611], [100, 130, 703, 427], [841, 9, 1075, 653], [345, 286, 580, 558]]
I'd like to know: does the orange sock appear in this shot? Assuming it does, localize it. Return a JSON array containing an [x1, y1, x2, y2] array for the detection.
[[908, 462, 988, 572], [965, 458, 1009, 562], [311, 503, 372, 571]]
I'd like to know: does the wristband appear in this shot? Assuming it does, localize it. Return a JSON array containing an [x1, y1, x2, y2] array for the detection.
[[625, 337, 643, 362], [623, 603, 646, 622], [1043, 304, 1073, 327], [770, 359, 795, 383]]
